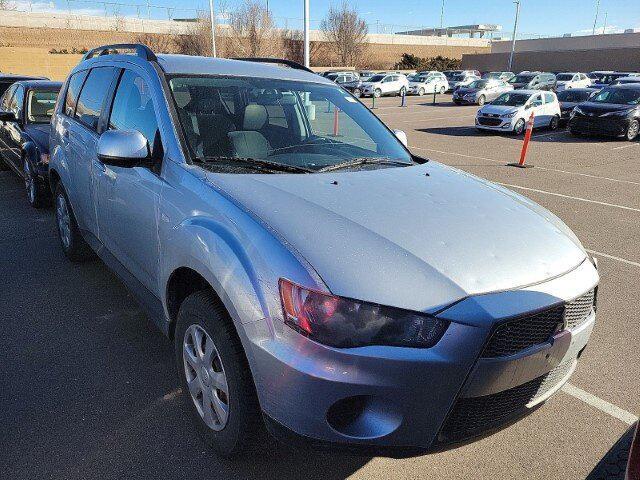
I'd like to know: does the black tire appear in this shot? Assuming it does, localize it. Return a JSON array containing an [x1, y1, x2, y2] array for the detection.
[[54, 183, 93, 262], [373, 88, 382, 98], [626, 119, 639, 141], [175, 290, 262, 458], [477, 95, 486, 106], [513, 118, 526, 135], [23, 158, 50, 209], [352, 88, 361, 98], [549, 115, 559, 131], [439, 85, 446, 94], [418, 88, 425, 96]]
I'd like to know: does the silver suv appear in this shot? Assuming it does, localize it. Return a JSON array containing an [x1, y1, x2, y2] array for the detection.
[[49, 44, 599, 458]]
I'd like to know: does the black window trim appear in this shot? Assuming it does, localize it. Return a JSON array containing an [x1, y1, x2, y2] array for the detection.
[[69, 66, 120, 135], [62, 68, 89, 119]]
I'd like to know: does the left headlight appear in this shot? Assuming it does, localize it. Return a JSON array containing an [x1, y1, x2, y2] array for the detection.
[[279, 278, 449, 349]]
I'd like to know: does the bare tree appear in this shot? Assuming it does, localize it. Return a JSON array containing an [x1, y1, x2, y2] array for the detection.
[[0, 0, 16, 10], [320, 1, 368, 67], [282, 29, 328, 66], [228, 0, 282, 57], [173, 16, 214, 56], [133, 32, 175, 54]]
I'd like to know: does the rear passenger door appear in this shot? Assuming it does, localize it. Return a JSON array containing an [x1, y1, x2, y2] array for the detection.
[[94, 68, 164, 293], [61, 67, 118, 236]]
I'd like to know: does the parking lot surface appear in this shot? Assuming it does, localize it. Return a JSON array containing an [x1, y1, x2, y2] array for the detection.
[[1, 94, 638, 480]]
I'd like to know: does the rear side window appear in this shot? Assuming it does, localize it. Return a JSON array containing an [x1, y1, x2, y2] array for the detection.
[[8, 85, 23, 115], [64, 70, 88, 117], [75, 67, 117, 131], [0, 81, 13, 99], [108, 70, 161, 157], [544, 93, 555, 103], [0, 84, 17, 111]]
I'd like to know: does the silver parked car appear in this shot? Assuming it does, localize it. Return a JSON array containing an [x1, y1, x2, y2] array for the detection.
[[49, 44, 599, 458], [453, 79, 513, 105]]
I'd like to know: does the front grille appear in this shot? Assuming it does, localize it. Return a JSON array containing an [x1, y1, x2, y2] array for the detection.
[[478, 117, 502, 126], [482, 290, 595, 358], [482, 306, 564, 358], [438, 360, 574, 444], [565, 289, 595, 329]]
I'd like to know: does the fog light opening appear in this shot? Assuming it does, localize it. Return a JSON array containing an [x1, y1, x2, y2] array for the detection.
[[326, 395, 402, 439]]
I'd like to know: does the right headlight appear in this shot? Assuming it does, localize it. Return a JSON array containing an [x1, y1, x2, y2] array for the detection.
[[279, 278, 449, 349], [501, 111, 517, 118]]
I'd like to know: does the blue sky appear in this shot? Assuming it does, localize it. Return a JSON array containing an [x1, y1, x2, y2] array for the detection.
[[14, 0, 640, 38]]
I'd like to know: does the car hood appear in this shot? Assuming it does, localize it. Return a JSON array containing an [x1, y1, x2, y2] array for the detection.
[[23, 124, 51, 154], [360, 82, 380, 88], [577, 102, 637, 116], [560, 101, 580, 110], [204, 163, 587, 313], [510, 82, 529, 89], [479, 104, 520, 116]]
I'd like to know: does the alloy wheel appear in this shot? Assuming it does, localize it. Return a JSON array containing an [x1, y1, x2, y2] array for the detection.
[[56, 193, 71, 249], [514, 119, 526, 135], [183, 324, 230, 431], [627, 120, 639, 141], [418, 88, 425, 96]]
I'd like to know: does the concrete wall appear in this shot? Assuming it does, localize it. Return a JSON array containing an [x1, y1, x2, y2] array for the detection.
[[461, 47, 640, 73], [491, 32, 640, 54]]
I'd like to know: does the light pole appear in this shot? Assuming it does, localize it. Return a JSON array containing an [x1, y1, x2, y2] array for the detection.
[[440, 0, 444, 30], [303, 0, 310, 68], [508, 0, 521, 72], [592, 0, 600, 35], [209, 0, 217, 57]]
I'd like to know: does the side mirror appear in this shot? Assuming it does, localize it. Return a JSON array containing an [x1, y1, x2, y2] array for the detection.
[[393, 129, 408, 147], [97, 130, 150, 168], [525, 103, 532, 110], [0, 110, 17, 122]]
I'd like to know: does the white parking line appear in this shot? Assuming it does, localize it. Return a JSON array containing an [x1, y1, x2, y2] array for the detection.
[[497, 183, 640, 213], [411, 146, 640, 186], [612, 143, 639, 151], [586, 249, 640, 268], [562, 383, 638, 425]]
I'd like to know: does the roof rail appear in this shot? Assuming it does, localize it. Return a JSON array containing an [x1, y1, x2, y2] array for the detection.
[[231, 57, 314, 74], [82, 44, 157, 62]]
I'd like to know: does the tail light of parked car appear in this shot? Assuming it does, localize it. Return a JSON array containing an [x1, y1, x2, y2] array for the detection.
[[279, 278, 449, 349]]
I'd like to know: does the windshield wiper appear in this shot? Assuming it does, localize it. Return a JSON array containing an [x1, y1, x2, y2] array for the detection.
[[317, 157, 413, 173], [196, 156, 313, 174]]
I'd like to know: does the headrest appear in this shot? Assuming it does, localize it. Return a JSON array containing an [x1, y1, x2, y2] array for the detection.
[[243, 104, 268, 130]]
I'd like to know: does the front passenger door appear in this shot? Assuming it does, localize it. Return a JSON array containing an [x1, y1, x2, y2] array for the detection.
[[94, 68, 165, 293], [530, 94, 546, 126]]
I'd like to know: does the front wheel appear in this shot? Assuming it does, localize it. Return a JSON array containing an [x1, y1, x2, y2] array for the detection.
[[549, 115, 559, 131], [439, 85, 446, 94], [352, 88, 361, 98], [626, 120, 639, 141], [373, 89, 382, 98], [513, 118, 526, 135], [54, 183, 93, 261], [24, 159, 49, 208], [175, 291, 262, 457], [418, 88, 425, 96], [477, 95, 486, 106]]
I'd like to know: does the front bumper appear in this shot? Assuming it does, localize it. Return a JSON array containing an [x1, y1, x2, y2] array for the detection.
[[453, 93, 477, 104], [252, 261, 598, 455], [569, 115, 631, 137], [475, 115, 517, 131]]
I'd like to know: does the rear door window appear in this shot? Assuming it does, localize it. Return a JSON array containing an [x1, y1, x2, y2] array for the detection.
[[544, 92, 555, 103], [74, 67, 118, 131], [64, 70, 88, 117], [0, 84, 17, 111]]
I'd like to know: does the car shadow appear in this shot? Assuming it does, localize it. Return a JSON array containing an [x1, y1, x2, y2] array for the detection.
[[586, 422, 637, 480], [416, 126, 486, 137]]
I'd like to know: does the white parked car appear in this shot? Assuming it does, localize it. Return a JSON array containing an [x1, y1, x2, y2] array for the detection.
[[555, 72, 592, 91], [475, 90, 561, 134], [360, 73, 409, 98], [407, 72, 449, 96]]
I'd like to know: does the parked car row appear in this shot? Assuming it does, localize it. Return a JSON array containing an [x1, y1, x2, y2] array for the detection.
[[473, 83, 640, 141], [0, 45, 601, 460]]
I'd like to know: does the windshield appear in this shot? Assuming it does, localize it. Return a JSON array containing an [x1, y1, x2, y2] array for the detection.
[[556, 74, 575, 81], [599, 74, 628, 84], [588, 72, 606, 80], [452, 74, 468, 82], [168, 76, 412, 173], [26, 89, 59, 124], [483, 72, 500, 79], [492, 92, 530, 107], [590, 87, 640, 105], [443, 71, 459, 79], [509, 74, 535, 84], [557, 90, 593, 102], [467, 80, 488, 89], [367, 75, 386, 83]]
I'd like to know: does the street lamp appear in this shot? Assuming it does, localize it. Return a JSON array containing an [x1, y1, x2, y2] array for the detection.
[[209, 0, 217, 57], [303, 0, 310, 67], [508, 0, 521, 72]]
